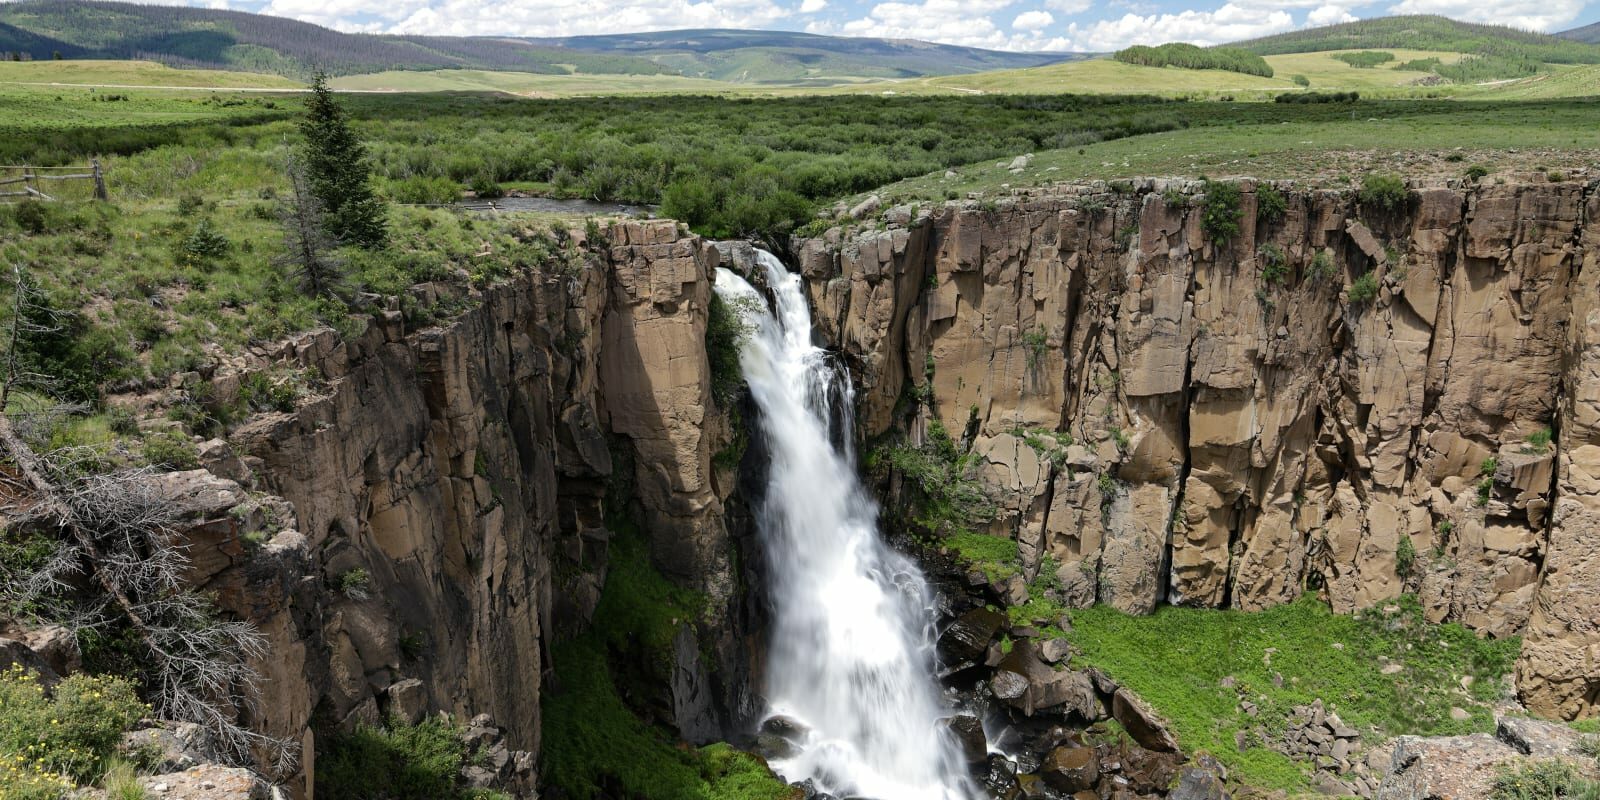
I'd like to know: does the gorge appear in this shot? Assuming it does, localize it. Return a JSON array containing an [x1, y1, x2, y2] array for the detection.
[[16, 172, 1599, 799]]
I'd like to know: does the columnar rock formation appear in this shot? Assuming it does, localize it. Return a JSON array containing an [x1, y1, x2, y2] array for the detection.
[[795, 175, 1598, 719], [163, 221, 748, 797]]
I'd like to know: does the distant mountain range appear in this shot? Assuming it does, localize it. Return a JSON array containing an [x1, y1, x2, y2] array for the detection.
[[524, 29, 1077, 83], [0, 0, 1075, 84], [2, 2, 1597, 87], [1558, 21, 1600, 44]]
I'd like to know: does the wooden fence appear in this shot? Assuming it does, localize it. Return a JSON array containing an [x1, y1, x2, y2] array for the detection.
[[0, 161, 108, 202]]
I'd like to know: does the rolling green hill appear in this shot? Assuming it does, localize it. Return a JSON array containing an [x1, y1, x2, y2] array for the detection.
[[1232, 15, 1600, 64], [0, 2, 1079, 85], [524, 29, 1077, 83], [0, 0, 668, 78]]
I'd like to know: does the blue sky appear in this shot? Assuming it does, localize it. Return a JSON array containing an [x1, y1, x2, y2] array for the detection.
[[114, 0, 1600, 51]]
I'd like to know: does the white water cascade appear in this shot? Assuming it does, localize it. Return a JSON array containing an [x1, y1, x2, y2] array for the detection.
[[715, 251, 975, 800]]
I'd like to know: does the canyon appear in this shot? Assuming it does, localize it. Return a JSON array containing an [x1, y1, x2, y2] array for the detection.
[[106, 173, 1600, 797]]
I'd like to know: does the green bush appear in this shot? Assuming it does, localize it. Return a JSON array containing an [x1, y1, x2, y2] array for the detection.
[[1465, 164, 1491, 180], [1347, 273, 1379, 304], [178, 219, 230, 266], [1490, 760, 1600, 800], [140, 429, 199, 470], [468, 174, 503, 199], [1359, 174, 1408, 212], [706, 293, 750, 408], [1201, 180, 1242, 244], [317, 717, 472, 800], [1256, 185, 1288, 224], [387, 175, 461, 205], [0, 665, 148, 786]]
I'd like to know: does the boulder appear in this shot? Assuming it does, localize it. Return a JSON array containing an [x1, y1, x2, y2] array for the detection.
[[1374, 733, 1521, 800], [1040, 746, 1098, 793], [1169, 763, 1230, 800], [939, 608, 1006, 663], [123, 722, 218, 774], [939, 713, 988, 764], [1111, 688, 1179, 752], [140, 765, 271, 799], [1497, 716, 1589, 757]]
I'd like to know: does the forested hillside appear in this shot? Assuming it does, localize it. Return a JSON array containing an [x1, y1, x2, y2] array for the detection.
[[1234, 15, 1600, 63]]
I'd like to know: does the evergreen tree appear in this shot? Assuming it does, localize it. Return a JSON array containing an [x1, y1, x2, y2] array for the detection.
[[299, 72, 386, 249]]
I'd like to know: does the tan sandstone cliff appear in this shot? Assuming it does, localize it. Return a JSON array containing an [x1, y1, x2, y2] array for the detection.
[[157, 220, 748, 797], [793, 175, 1598, 720]]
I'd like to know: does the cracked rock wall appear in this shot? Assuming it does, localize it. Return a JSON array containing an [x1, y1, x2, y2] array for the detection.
[[797, 176, 1598, 719]]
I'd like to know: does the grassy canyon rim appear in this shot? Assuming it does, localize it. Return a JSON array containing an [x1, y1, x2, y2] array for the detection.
[[2, 6, 1600, 800]]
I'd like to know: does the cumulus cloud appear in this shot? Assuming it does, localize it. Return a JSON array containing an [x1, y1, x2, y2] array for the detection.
[[799, 0, 827, 12], [1306, 3, 1357, 24], [1386, 0, 1585, 31], [1063, 2, 1295, 50], [1013, 9, 1055, 29], [384, 0, 791, 36], [1043, 0, 1092, 13]]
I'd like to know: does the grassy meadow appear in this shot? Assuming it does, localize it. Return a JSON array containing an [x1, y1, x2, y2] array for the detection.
[[0, 59, 303, 89]]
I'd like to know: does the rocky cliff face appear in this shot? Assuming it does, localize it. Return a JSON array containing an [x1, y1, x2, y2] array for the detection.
[[793, 175, 1598, 720], [163, 220, 752, 797]]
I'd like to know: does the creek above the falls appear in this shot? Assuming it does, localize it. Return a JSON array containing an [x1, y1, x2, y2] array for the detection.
[[714, 251, 975, 800]]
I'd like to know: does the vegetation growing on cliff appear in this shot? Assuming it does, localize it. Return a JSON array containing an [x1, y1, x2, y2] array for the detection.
[[0, 665, 148, 792], [1066, 595, 1521, 791], [316, 717, 510, 800]]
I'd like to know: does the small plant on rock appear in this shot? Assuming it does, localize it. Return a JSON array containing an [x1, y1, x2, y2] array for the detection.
[[1347, 273, 1379, 305], [1201, 180, 1243, 244], [339, 567, 372, 600], [1257, 184, 1288, 224], [1358, 174, 1408, 212]]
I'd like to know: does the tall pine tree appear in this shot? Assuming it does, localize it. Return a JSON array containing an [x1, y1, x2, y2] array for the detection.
[[299, 72, 386, 249]]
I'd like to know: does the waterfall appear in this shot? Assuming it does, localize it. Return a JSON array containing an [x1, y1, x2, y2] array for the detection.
[[715, 252, 974, 800]]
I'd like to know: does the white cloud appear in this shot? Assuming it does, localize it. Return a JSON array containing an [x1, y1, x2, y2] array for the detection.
[[1386, 0, 1585, 31], [383, 0, 791, 36], [1013, 9, 1055, 29], [1043, 0, 1092, 13], [1306, 3, 1357, 25], [1063, 2, 1296, 50], [799, 0, 827, 12], [811, 0, 1023, 49]]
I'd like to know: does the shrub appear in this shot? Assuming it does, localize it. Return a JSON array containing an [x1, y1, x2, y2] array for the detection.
[[1347, 273, 1379, 305], [339, 567, 372, 600], [1257, 185, 1288, 224], [0, 665, 147, 785], [388, 176, 460, 205], [141, 429, 199, 470], [1291, 74, 1310, 87], [1201, 180, 1242, 244], [706, 293, 753, 408], [1310, 250, 1338, 283], [1489, 760, 1600, 800], [1258, 244, 1288, 284], [1465, 164, 1490, 180], [179, 219, 230, 266], [468, 174, 503, 199], [317, 717, 471, 800], [1396, 534, 1416, 579], [1525, 427, 1553, 454], [1359, 174, 1408, 212]]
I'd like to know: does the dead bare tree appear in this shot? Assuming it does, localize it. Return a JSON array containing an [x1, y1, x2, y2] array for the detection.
[[0, 262, 295, 776], [277, 158, 348, 300]]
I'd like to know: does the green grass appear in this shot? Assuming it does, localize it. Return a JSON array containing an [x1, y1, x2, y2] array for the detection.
[[0, 59, 303, 89], [863, 98, 1600, 206], [316, 717, 504, 800], [1066, 595, 1521, 791], [541, 530, 791, 800], [329, 69, 740, 96]]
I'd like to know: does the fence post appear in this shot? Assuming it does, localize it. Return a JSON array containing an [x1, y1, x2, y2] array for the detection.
[[91, 159, 108, 201], [23, 166, 34, 199]]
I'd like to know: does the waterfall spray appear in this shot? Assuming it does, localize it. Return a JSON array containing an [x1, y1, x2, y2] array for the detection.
[[715, 252, 973, 800]]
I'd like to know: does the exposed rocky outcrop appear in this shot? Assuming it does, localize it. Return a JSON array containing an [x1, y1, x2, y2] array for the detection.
[[794, 174, 1599, 719], [139, 220, 751, 796]]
